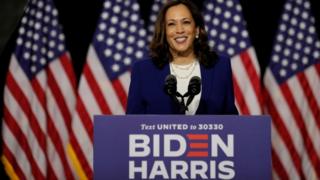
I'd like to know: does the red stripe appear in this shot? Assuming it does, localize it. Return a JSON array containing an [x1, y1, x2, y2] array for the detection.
[[2, 143, 26, 179], [70, 132, 93, 178], [77, 98, 94, 143], [315, 62, 320, 77], [186, 151, 208, 157], [84, 65, 112, 114], [240, 50, 263, 109], [189, 143, 208, 149], [187, 134, 208, 140], [3, 107, 45, 179], [60, 53, 77, 90], [271, 147, 289, 180], [112, 78, 127, 110], [46, 164, 58, 180], [264, 89, 305, 179], [297, 72, 320, 129], [31, 78, 46, 107], [6, 72, 46, 153], [47, 117, 74, 179], [280, 83, 320, 178], [232, 76, 250, 115]]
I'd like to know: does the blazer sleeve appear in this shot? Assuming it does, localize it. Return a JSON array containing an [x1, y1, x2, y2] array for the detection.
[[126, 62, 146, 114], [225, 58, 239, 115]]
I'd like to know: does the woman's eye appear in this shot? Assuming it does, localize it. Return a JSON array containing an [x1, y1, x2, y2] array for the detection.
[[183, 21, 191, 24], [167, 23, 175, 26]]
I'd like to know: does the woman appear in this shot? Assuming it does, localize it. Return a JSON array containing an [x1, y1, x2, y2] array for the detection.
[[126, 0, 238, 115]]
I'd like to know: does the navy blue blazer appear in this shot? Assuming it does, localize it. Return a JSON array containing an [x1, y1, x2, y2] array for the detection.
[[126, 56, 238, 114]]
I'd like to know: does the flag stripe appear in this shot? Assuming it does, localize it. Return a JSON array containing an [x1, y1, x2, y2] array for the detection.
[[288, 74, 320, 158], [83, 65, 112, 114], [3, 107, 45, 179], [60, 53, 77, 91], [232, 75, 250, 115], [46, 141, 59, 180], [280, 82, 320, 178], [76, 99, 94, 143], [2, 139, 27, 179], [47, 66, 72, 128], [305, 64, 320, 108], [88, 47, 125, 114], [112, 79, 128, 110], [4, 87, 47, 177], [271, 148, 289, 180], [264, 88, 305, 178], [239, 50, 263, 108], [6, 72, 47, 154], [70, 132, 93, 178], [232, 53, 260, 114], [79, 75, 102, 117], [119, 71, 131, 95], [271, 122, 300, 179], [49, 55, 76, 116], [47, 116, 74, 179], [297, 73, 320, 125]]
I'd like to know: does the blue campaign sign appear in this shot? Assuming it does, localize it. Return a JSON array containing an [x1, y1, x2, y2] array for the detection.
[[94, 115, 271, 180]]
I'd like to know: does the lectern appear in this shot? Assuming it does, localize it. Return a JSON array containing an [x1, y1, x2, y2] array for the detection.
[[94, 115, 271, 179]]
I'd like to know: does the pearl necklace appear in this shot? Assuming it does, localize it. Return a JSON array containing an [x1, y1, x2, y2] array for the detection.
[[170, 61, 197, 79]]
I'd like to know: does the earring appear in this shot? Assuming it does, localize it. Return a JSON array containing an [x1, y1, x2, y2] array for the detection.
[[196, 34, 199, 39]]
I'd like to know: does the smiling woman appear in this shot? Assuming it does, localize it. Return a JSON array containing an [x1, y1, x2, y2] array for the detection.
[[165, 4, 198, 63], [126, 0, 238, 115]]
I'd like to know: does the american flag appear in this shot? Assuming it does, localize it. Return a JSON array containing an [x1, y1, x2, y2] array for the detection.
[[67, 0, 148, 178], [1, 0, 77, 179], [147, 0, 168, 42], [203, 0, 263, 115], [263, 0, 320, 179]]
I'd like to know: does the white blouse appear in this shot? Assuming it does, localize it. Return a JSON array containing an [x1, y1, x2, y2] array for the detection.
[[169, 60, 201, 115]]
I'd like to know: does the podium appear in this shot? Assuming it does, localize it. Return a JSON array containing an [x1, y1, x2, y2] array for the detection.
[[94, 115, 271, 179]]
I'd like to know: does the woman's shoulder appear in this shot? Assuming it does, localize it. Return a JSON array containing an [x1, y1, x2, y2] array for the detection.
[[206, 54, 231, 69], [132, 58, 157, 69]]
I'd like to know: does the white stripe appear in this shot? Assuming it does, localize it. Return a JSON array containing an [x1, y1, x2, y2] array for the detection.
[[79, 77, 102, 118], [231, 54, 261, 114], [4, 86, 47, 176], [47, 138, 65, 179], [302, 152, 318, 180], [10, 56, 46, 133], [88, 46, 125, 114], [2, 122, 33, 179], [264, 69, 305, 159], [72, 113, 93, 168], [305, 65, 320, 108], [287, 75, 320, 157], [49, 57, 76, 114], [271, 123, 300, 180], [272, 170, 280, 180], [119, 71, 131, 95], [247, 47, 261, 75]]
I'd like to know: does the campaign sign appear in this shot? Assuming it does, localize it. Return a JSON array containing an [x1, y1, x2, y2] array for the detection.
[[94, 115, 271, 180]]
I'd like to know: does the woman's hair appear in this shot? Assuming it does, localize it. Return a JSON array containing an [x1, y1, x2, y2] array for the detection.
[[149, 0, 218, 69]]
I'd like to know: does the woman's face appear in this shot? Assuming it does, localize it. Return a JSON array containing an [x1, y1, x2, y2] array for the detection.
[[165, 4, 198, 57]]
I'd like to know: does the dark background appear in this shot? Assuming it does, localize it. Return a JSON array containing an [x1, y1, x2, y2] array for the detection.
[[0, 0, 320, 178]]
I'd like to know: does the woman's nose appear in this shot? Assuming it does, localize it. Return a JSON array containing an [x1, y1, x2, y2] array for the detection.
[[175, 23, 184, 33]]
